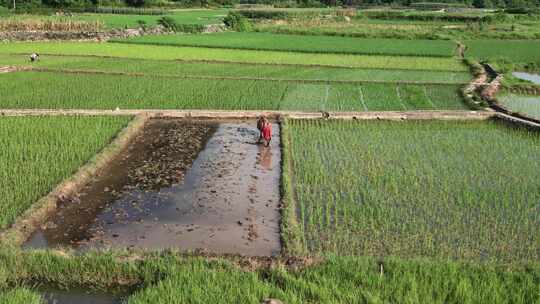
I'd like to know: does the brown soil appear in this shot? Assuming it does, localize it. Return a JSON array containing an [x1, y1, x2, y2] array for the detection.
[[25, 119, 283, 257], [25, 118, 215, 247], [0, 66, 17, 73]]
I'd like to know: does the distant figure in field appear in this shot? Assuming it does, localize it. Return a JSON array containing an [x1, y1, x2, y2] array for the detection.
[[29, 53, 40, 62], [257, 116, 272, 147]]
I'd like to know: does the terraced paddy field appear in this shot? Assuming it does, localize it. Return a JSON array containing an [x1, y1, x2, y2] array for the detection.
[[0, 42, 468, 71], [465, 40, 540, 67], [0, 71, 466, 110], [0, 54, 471, 84], [283, 119, 540, 263], [498, 94, 540, 120], [116, 32, 456, 57]]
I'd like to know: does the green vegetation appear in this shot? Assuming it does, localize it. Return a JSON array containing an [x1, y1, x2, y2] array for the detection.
[[0, 54, 471, 83], [254, 17, 540, 40], [0, 288, 41, 304], [465, 40, 540, 68], [0, 42, 467, 71], [0, 249, 538, 304], [4, 9, 227, 30], [0, 16, 103, 31], [285, 120, 540, 263], [236, 8, 336, 20], [118, 32, 457, 57], [498, 94, 540, 119], [1, 6, 539, 303], [0, 71, 466, 110], [0, 116, 130, 229]]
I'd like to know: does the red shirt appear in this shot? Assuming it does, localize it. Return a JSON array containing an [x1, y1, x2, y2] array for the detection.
[[262, 123, 272, 140]]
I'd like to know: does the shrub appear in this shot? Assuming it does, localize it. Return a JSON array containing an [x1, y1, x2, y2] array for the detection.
[[158, 16, 178, 30], [0, 6, 9, 15], [157, 16, 205, 33], [223, 11, 252, 31]]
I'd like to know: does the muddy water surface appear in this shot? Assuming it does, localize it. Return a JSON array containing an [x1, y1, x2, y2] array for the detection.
[[39, 287, 125, 304], [25, 119, 281, 256]]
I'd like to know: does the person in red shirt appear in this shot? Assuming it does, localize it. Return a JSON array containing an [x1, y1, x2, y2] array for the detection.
[[261, 119, 272, 147], [257, 116, 272, 147]]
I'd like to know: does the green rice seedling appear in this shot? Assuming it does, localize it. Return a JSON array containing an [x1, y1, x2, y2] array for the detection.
[[285, 120, 540, 263], [0, 288, 41, 304], [0, 71, 466, 111], [498, 94, 540, 119], [116, 32, 456, 57], [0, 116, 130, 229], [465, 40, 540, 66], [0, 42, 468, 71], [0, 54, 471, 84]]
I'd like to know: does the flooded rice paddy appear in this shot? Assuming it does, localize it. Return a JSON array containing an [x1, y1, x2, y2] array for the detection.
[[25, 118, 281, 256], [512, 72, 540, 84]]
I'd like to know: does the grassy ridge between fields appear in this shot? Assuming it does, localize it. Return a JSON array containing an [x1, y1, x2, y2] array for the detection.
[[285, 119, 540, 263], [0, 54, 471, 84], [115, 32, 457, 57], [0, 42, 468, 71], [0, 116, 131, 229], [0, 249, 538, 304], [0, 71, 467, 111]]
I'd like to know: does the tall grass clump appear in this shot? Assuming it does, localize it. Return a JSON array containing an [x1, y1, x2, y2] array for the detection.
[[0, 18, 103, 32], [0, 116, 130, 229], [0, 288, 41, 304], [286, 119, 540, 263]]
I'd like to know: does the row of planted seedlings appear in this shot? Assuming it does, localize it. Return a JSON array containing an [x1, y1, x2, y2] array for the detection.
[[0, 110, 538, 303]]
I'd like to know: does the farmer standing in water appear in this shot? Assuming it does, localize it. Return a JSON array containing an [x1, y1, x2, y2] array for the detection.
[[257, 116, 272, 147]]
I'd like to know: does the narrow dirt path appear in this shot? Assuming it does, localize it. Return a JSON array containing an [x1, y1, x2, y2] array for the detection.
[[0, 109, 495, 120], [0, 66, 17, 73]]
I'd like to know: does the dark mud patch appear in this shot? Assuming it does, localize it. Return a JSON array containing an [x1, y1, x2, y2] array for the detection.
[[25, 119, 282, 257], [25, 118, 215, 248]]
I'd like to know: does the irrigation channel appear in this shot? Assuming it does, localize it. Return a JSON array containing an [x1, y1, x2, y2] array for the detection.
[[24, 118, 282, 256]]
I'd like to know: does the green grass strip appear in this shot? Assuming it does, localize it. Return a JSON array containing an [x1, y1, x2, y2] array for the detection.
[[0, 116, 131, 229], [116, 32, 456, 57], [0, 42, 468, 72]]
